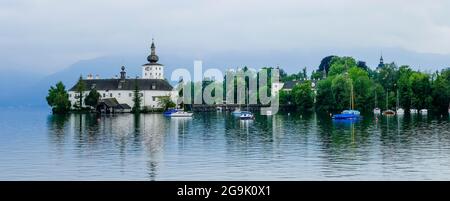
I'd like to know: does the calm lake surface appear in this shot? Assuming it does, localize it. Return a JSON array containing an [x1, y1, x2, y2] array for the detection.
[[1, 107, 449, 180]]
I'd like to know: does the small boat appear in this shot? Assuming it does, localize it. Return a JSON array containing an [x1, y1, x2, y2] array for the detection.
[[382, 91, 395, 116], [239, 111, 254, 120], [373, 92, 381, 115], [395, 90, 404, 115], [169, 111, 193, 117], [420, 109, 428, 115], [163, 108, 179, 116], [332, 110, 361, 120], [410, 109, 418, 114], [333, 83, 361, 120], [383, 110, 396, 116], [373, 108, 381, 115]]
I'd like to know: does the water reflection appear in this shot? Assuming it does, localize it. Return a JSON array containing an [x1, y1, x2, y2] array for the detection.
[[34, 111, 450, 180]]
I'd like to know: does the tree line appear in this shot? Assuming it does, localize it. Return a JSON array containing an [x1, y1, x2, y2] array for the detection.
[[280, 56, 450, 115]]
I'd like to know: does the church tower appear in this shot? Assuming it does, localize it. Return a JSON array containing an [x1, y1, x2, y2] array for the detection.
[[142, 39, 164, 79], [377, 53, 384, 68]]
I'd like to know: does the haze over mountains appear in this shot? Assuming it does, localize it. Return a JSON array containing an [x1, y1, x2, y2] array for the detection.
[[1, 47, 449, 107]]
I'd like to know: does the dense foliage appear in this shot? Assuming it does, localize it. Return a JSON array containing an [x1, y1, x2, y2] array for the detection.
[[46, 81, 71, 114]]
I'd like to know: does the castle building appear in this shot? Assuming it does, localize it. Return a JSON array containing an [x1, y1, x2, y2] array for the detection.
[[68, 40, 175, 111]]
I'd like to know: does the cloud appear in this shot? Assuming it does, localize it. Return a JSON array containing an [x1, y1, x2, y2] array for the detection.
[[1, 0, 450, 73]]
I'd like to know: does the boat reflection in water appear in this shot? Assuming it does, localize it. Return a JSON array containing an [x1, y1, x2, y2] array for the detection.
[[332, 117, 361, 127]]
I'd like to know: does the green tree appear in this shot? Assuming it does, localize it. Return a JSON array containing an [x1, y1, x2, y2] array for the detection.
[[331, 74, 352, 111], [396, 65, 413, 111], [292, 81, 315, 111], [84, 88, 100, 109], [46, 81, 71, 114], [318, 55, 337, 75], [432, 69, 450, 114], [315, 78, 335, 112], [132, 78, 142, 113], [74, 75, 86, 109], [328, 56, 357, 77], [348, 67, 372, 111], [279, 90, 292, 105], [409, 72, 432, 109], [157, 96, 176, 110], [375, 62, 399, 92]]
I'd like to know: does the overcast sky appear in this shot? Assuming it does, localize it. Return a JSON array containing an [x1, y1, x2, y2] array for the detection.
[[1, 0, 450, 74]]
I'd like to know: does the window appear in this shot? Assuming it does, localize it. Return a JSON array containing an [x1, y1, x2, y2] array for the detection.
[[103, 93, 106, 98], [145, 73, 147, 76], [118, 93, 121, 97], [69, 94, 72, 98], [129, 93, 132, 97], [152, 85, 156, 90], [152, 97, 156, 101], [110, 93, 113, 97], [150, 73, 152, 76]]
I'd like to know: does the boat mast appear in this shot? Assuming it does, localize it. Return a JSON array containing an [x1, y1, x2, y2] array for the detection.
[[396, 89, 399, 111], [386, 90, 389, 110], [375, 92, 378, 108]]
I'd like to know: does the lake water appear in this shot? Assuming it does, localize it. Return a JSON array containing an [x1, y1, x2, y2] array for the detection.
[[0, 108, 449, 180]]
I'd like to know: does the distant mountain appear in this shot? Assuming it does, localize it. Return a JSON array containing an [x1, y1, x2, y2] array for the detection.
[[1, 47, 449, 107]]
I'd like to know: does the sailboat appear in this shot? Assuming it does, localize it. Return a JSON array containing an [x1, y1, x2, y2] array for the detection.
[[382, 91, 395, 116], [373, 92, 381, 115], [332, 81, 361, 120], [396, 89, 404, 115], [168, 103, 193, 117], [239, 88, 254, 120]]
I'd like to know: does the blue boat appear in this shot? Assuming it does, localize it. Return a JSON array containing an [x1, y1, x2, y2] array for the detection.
[[332, 110, 361, 120], [332, 82, 361, 120], [163, 109, 179, 116]]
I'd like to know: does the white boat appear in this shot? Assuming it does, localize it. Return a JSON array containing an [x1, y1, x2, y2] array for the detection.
[[410, 109, 418, 114], [239, 111, 254, 120], [420, 109, 428, 115], [373, 92, 381, 115], [373, 108, 381, 115], [169, 111, 193, 117]]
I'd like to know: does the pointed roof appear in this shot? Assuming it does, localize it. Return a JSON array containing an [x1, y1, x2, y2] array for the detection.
[[145, 38, 161, 65]]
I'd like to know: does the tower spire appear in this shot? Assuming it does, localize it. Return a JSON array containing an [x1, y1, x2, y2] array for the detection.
[[378, 51, 384, 68], [147, 38, 159, 63]]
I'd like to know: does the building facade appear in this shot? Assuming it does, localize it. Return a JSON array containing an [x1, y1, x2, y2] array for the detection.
[[68, 40, 175, 110]]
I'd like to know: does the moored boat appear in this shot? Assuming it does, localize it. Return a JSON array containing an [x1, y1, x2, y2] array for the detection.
[[383, 109, 396, 116], [420, 109, 428, 115], [239, 111, 254, 120], [332, 81, 361, 120], [169, 111, 193, 117], [396, 108, 405, 115], [410, 109, 418, 114], [332, 110, 361, 120], [373, 108, 381, 115], [163, 108, 179, 116]]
